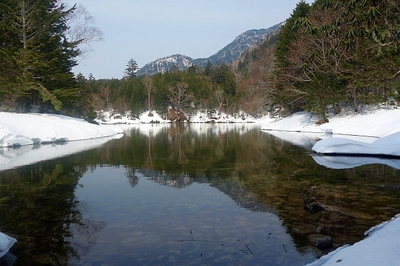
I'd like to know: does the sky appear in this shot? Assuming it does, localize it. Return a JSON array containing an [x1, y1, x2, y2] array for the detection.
[[62, 0, 314, 79]]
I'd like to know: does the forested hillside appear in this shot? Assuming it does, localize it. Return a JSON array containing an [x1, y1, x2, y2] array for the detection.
[[234, 31, 280, 116], [272, 0, 400, 119], [82, 63, 238, 118], [1, 0, 399, 122]]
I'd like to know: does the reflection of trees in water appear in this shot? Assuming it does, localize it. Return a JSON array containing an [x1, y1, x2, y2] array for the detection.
[[139, 169, 194, 188], [125, 168, 139, 187], [167, 123, 189, 165], [67, 201, 106, 263], [151, 173, 193, 188], [126, 125, 400, 254], [211, 180, 278, 214], [146, 129, 154, 168], [0, 162, 106, 265], [234, 135, 400, 253], [13, 123, 397, 259]]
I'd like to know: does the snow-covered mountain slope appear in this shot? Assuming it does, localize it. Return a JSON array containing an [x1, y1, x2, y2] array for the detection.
[[136, 54, 194, 76], [137, 23, 282, 76]]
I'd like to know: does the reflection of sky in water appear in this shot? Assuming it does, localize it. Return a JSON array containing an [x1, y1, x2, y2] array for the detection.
[[73, 166, 316, 265]]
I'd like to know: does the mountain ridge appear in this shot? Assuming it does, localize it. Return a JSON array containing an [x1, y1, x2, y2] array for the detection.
[[137, 23, 283, 76]]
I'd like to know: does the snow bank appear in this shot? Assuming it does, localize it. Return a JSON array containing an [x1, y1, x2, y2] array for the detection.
[[139, 111, 169, 124], [0, 232, 16, 258], [97, 109, 271, 124], [0, 112, 123, 148], [262, 109, 400, 141], [0, 135, 122, 171], [312, 132, 400, 157], [306, 214, 400, 266], [262, 108, 400, 157], [261, 107, 400, 266], [188, 110, 264, 123], [311, 154, 400, 170]]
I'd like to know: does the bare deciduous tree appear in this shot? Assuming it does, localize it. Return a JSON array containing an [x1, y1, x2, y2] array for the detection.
[[89, 93, 104, 111], [99, 85, 112, 109], [114, 95, 129, 113], [66, 4, 104, 60], [143, 76, 154, 114], [168, 82, 193, 112], [214, 89, 225, 115]]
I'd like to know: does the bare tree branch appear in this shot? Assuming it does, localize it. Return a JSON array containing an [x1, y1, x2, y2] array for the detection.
[[66, 4, 104, 60]]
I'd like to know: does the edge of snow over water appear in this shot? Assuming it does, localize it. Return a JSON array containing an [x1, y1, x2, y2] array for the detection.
[[261, 107, 400, 266], [262, 108, 400, 140], [0, 112, 123, 148], [306, 214, 400, 266]]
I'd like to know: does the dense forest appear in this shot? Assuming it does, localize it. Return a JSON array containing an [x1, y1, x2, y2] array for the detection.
[[0, 0, 399, 122]]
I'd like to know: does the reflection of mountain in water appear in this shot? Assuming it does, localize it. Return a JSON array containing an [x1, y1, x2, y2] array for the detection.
[[139, 169, 194, 188], [140, 168, 277, 214], [211, 180, 278, 214]]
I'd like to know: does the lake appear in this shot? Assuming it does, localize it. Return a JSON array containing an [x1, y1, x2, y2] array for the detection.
[[1, 123, 399, 265]]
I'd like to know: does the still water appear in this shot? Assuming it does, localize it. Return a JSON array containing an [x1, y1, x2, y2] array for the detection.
[[1, 123, 400, 265]]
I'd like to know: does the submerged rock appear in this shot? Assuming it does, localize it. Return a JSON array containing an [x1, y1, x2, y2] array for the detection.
[[304, 197, 325, 213], [308, 234, 333, 249]]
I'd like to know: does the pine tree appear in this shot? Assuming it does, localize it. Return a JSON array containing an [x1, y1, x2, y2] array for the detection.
[[0, 0, 80, 111], [124, 59, 138, 79]]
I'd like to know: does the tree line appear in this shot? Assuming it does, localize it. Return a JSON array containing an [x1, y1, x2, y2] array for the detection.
[[82, 62, 238, 119], [86, 0, 400, 120]]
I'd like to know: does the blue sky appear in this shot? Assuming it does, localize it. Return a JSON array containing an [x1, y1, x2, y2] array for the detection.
[[63, 0, 314, 79]]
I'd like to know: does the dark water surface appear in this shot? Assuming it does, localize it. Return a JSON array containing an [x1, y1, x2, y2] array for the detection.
[[1, 123, 400, 265]]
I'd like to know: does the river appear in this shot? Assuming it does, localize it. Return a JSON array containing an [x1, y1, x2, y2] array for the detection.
[[0, 123, 399, 265]]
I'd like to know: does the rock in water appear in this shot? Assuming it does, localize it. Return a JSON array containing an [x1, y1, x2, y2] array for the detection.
[[0, 232, 17, 258], [308, 234, 333, 249]]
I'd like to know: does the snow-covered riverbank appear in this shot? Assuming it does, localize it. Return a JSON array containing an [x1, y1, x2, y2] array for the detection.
[[261, 107, 400, 266], [0, 112, 123, 148]]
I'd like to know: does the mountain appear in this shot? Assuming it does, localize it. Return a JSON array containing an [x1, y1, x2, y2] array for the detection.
[[137, 23, 282, 76], [193, 24, 282, 67], [136, 54, 194, 76]]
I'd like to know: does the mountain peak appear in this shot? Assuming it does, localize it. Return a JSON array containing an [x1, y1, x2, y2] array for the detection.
[[137, 54, 194, 76], [137, 23, 283, 76]]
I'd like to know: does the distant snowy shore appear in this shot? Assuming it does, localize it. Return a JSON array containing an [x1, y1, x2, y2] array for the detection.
[[95, 109, 269, 125]]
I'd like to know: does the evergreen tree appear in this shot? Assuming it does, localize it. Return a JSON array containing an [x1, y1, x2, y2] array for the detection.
[[0, 0, 80, 111], [275, 1, 311, 69], [272, 0, 400, 116], [124, 59, 138, 79], [272, 1, 311, 113], [0, 0, 19, 106], [331, 0, 400, 109]]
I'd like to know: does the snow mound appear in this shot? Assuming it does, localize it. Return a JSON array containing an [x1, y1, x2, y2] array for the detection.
[[312, 132, 400, 157], [311, 154, 400, 170], [0, 112, 123, 148], [306, 214, 400, 266], [262, 109, 400, 140], [0, 232, 16, 258], [189, 110, 261, 123], [139, 111, 168, 124]]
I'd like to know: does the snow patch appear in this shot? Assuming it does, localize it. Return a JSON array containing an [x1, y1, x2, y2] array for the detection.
[[0, 232, 16, 258], [0, 112, 122, 148]]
